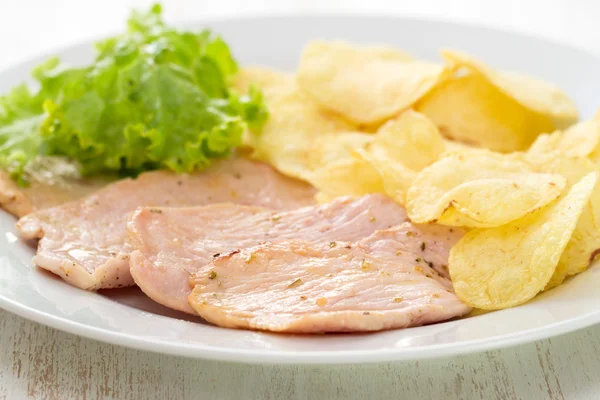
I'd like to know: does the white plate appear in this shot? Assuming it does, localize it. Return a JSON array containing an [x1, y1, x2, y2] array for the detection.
[[1, 15, 600, 365]]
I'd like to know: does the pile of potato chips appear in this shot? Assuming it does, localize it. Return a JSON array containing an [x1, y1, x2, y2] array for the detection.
[[236, 40, 600, 311]]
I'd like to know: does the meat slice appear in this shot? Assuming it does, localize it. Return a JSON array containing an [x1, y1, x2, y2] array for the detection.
[[0, 171, 108, 217], [128, 194, 408, 314], [17, 158, 316, 290], [188, 223, 468, 333]]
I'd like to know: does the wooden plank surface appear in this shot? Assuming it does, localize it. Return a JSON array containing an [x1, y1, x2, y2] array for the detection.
[[2, 309, 599, 399], [1, 0, 600, 398]]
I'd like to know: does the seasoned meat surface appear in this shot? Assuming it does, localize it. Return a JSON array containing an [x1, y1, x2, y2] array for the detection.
[[128, 194, 408, 314], [188, 224, 468, 333], [17, 158, 316, 290]]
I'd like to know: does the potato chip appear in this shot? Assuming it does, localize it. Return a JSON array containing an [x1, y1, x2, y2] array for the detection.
[[374, 110, 445, 170], [528, 120, 600, 161], [309, 158, 385, 203], [449, 172, 598, 310], [244, 73, 355, 180], [297, 40, 443, 125], [525, 131, 562, 157], [523, 153, 600, 289], [406, 152, 567, 227], [441, 49, 578, 129], [559, 120, 600, 159], [415, 72, 555, 152], [233, 66, 293, 93], [307, 132, 373, 171], [355, 146, 415, 205], [442, 138, 475, 153], [355, 110, 446, 204], [547, 200, 600, 289]]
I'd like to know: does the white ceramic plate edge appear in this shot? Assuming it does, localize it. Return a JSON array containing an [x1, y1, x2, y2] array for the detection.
[[3, 291, 600, 364]]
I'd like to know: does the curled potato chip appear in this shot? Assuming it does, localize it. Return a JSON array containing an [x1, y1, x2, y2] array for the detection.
[[309, 158, 384, 203], [244, 72, 355, 180], [297, 40, 443, 125], [441, 50, 578, 128], [547, 197, 600, 289], [523, 153, 600, 289], [528, 120, 600, 163], [373, 110, 445, 170], [355, 110, 446, 204], [406, 152, 567, 227], [416, 72, 555, 152], [416, 49, 578, 153], [449, 172, 598, 310], [356, 146, 416, 205], [307, 132, 373, 171]]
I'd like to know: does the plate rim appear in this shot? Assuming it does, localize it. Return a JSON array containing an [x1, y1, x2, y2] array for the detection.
[[1, 12, 598, 77], [3, 292, 600, 364], [1, 13, 600, 364]]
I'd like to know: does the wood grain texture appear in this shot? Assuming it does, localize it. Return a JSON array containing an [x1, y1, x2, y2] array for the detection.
[[1, 309, 598, 400], [2, 0, 600, 399]]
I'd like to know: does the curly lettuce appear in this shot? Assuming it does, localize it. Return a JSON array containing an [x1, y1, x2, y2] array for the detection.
[[0, 4, 268, 183]]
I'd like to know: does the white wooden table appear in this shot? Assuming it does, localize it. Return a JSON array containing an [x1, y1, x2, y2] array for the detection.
[[2, 1, 600, 398]]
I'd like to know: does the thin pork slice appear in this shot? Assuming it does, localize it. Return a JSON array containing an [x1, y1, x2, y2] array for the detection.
[[17, 158, 315, 290], [188, 223, 468, 333], [128, 194, 408, 314]]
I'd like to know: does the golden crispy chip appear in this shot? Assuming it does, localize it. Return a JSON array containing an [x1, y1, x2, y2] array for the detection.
[[307, 132, 373, 171], [244, 72, 355, 180], [297, 40, 443, 125], [441, 49, 578, 128], [552, 120, 600, 159], [449, 172, 598, 310], [355, 110, 446, 204], [528, 120, 600, 163], [416, 49, 578, 153], [416, 72, 555, 152], [233, 66, 293, 93], [309, 158, 385, 203], [355, 146, 415, 205], [548, 208, 600, 289], [442, 138, 475, 153], [523, 153, 600, 289], [406, 152, 567, 227], [526, 131, 562, 157], [374, 110, 445, 170]]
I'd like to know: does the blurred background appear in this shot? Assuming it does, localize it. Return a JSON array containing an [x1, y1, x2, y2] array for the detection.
[[2, 0, 600, 72]]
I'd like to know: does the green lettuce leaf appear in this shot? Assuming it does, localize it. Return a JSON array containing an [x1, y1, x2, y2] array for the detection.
[[0, 84, 45, 184], [0, 3, 268, 183]]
